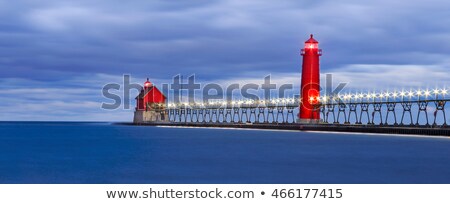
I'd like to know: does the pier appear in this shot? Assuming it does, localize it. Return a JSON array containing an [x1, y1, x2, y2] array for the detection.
[[131, 35, 450, 137], [122, 122, 450, 137]]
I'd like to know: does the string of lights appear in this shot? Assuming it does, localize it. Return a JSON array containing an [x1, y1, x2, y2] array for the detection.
[[166, 88, 449, 108]]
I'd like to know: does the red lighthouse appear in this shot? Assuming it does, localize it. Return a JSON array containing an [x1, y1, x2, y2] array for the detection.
[[136, 78, 166, 111], [299, 34, 322, 122], [134, 78, 168, 123]]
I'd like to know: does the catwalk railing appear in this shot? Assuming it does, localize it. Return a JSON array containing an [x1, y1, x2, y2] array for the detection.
[[163, 99, 449, 127]]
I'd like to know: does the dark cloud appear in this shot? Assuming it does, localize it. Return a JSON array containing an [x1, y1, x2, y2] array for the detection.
[[0, 0, 447, 81], [1, 0, 450, 120]]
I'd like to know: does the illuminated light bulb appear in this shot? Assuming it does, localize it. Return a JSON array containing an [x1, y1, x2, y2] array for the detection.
[[408, 91, 414, 97], [309, 96, 314, 101], [442, 89, 448, 95], [400, 91, 406, 96], [416, 90, 422, 96], [433, 89, 440, 94], [424, 90, 430, 97], [392, 92, 398, 97]]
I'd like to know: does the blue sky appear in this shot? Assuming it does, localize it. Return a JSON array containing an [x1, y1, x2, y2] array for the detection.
[[1, 0, 450, 121]]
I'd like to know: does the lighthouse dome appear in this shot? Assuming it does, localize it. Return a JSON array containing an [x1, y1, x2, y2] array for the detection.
[[305, 34, 318, 43], [144, 78, 152, 87]]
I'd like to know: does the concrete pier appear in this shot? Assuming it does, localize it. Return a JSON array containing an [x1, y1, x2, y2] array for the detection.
[[118, 122, 450, 137]]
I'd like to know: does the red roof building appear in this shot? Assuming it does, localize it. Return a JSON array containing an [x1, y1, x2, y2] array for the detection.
[[135, 78, 167, 111]]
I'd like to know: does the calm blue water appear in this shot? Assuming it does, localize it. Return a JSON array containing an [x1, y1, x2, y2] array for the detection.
[[0, 122, 449, 184]]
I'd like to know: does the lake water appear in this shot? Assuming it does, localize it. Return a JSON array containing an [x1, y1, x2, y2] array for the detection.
[[0, 122, 449, 184]]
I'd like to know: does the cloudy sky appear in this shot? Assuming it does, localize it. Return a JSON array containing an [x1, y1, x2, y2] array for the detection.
[[1, 0, 450, 121]]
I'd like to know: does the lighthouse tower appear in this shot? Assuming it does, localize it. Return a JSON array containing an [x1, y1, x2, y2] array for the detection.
[[298, 34, 322, 123], [133, 78, 168, 123]]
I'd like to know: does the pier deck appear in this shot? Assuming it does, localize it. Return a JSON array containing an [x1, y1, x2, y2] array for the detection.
[[118, 122, 450, 137]]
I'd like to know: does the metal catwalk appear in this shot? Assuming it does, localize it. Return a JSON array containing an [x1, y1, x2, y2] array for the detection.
[[163, 96, 449, 127]]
